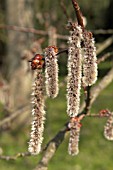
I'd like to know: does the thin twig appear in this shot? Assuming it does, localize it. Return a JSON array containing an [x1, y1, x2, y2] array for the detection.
[[96, 36, 113, 55], [0, 152, 31, 161], [60, 0, 70, 20], [90, 68, 113, 105], [81, 86, 91, 116], [0, 104, 30, 131], [80, 67, 113, 112], [0, 25, 68, 40], [56, 49, 68, 56], [92, 29, 113, 35], [97, 51, 113, 64]]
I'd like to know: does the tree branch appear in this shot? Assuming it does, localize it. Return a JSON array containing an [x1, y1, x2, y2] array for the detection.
[[96, 36, 113, 55], [92, 29, 113, 35], [0, 152, 31, 161], [0, 25, 68, 40], [97, 51, 113, 64], [34, 127, 68, 170], [0, 104, 30, 131]]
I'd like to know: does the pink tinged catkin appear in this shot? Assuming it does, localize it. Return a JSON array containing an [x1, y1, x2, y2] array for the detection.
[[67, 25, 83, 117], [82, 31, 98, 86], [45, 46, 59, 98], [28, 69, 46, 155], [104, 114, 113, 140], [68, 118, 81, 156]]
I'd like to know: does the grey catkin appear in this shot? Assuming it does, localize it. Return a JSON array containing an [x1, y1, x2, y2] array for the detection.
[[104, 114, 113, 141], [82, 31, 98, 86], [68, 118, 81, 156], [67, 24, 83, 117], [28, 69, 45, 154], [45, 46, 59, 98]]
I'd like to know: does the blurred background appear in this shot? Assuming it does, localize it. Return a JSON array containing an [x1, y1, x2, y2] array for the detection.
[[0, 0, 113, 169]]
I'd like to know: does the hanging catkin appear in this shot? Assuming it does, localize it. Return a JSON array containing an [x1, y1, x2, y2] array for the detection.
[[68, 118, 81, 156], [82, 31, 97, 86], [28, 69, 45, 154], [45, 46, 59, 98], [67, 24, 83, 117], [104, 113, 113, 141]]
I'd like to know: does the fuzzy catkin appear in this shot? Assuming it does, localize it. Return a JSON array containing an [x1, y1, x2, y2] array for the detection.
[[104, 115, 113, 140], [28, 69, 45, 155], [68, 119, 80, 156], [45, 46, 59, 98], [67, 25, 83, 117], [82, 31, 97, 86]]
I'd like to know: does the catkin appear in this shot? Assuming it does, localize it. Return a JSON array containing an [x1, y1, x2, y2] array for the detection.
[[67, 24, 83, 117], [68, 118, 81, 156], [45, 46, 59, 98], [104, 114, 113, 140], [28, 69, 45, 154], [82, 31, 97, 86]]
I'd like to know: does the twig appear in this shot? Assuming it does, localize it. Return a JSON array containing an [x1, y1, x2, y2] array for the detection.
[[0, 25, 68, 40], [96, 36, 113, 55], [60, 0, 70, 20], [97, 51, 113, 64], [90, 67, 113, 105], [0, 104, 30, 131], [56, 49, 68, 56], [0, 152, 31, 161], [81, 86, 91, 116], [92, 29, 113, 35], [71, 0, 84, 28], [80, 67, 113, 112]]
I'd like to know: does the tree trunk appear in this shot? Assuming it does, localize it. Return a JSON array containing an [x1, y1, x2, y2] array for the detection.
[[5, 0, 34, 109]]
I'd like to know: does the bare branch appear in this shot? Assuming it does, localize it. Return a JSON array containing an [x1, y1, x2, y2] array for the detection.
[[90, 68, 113, 105], [0, 25, 68, 40], [0, 152, 31, 161], [34, 127, 68, 170], [97, 51, 113, 64], [80, 67, 113, 112], [60, 0, 70, 20], [80, 86, 91, 116], [97, 36, 113, 55], [92, 29, 113, 35], [0, 104, 30, 131]]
